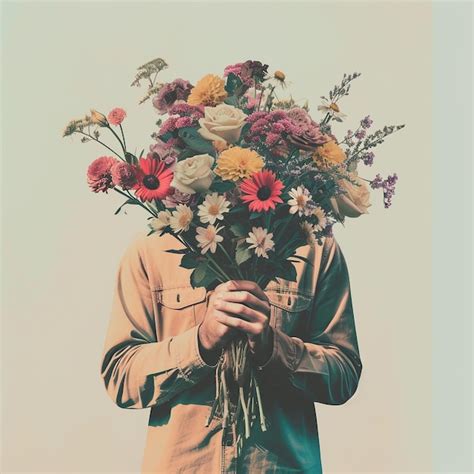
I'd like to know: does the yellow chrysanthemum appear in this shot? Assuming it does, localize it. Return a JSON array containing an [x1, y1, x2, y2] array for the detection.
[[187, 74, 227, 106], [215, 147, 264, 181], [312, 140, 346, 170]]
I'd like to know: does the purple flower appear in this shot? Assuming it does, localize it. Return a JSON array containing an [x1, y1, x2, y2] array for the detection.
[[370, 173, 398, 208], [355, 130, 366, 140], [362, 151, 375, 166], [360, 115, 373, 129], [152, 79, 193, 115]]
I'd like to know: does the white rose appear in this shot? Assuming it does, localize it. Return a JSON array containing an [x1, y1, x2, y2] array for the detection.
[[198, 104, 247, 144], [331, 172, 371, 218], [171, 154, 215, 194]]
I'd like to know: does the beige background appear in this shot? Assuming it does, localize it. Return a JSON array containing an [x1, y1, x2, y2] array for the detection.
[[1, 1, 432, 472]]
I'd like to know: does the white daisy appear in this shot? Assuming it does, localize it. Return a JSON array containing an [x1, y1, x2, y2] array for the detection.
[[195, 224, 224, 254], [288, 186, 312, 216], [246, 227, 274, 259], [197, 192, 231, 225], [149, 210, 172, 232], [312, 206, 327, 232], [169, 204, 193, 233], [317, 99, 347, 122], [300, 221, 317, 246]]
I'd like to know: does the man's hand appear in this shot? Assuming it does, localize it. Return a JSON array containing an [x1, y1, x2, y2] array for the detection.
[[211, 280, 274, 366], [198, 282, 241, 365]]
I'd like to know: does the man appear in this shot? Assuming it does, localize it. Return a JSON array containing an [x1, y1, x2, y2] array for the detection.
[[100, 230, 363, 473]]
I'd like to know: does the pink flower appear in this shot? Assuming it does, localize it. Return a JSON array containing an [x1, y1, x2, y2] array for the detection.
[[224, 63, 244, 78], [175, 116, 193, 128], [107, 108, 127, 126], [111, 162, 137, 190], [148, 139, 178, 167], [87, 156, 119, 193], [163, 187, 196, 208]]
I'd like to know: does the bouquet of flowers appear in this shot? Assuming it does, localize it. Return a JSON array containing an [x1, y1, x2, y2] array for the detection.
[[63, 57, 403, 454]]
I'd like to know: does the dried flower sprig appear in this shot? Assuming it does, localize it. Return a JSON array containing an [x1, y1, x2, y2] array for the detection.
[[130, 57, 169, 104]]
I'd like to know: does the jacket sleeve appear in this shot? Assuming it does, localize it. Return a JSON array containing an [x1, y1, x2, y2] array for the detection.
[[257, 236, 363, 405], [100, 236, 217, 409]]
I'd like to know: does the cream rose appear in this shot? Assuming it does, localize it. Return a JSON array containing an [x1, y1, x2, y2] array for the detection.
[[331, 172, 371, 218], [198, 104, 247, 144], [171, 154, 215, 194]]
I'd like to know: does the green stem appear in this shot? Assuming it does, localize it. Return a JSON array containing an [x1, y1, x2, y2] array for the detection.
[[221, 368, 229, 428], [119, 124, 127, 150], [77, 131, 124, 160], [205, 252, 234, 282], [106, 124, 127, 156], [253, 371, 267, 432], [113, 188, 157, 217], [218, 243, 244, 280], [239, 386, 250, 439]]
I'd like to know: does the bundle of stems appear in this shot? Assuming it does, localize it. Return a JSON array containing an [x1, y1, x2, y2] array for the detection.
[[205, 333, 267, 457]]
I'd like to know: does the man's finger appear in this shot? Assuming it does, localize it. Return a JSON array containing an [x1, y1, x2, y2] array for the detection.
[[215, 312, 260, 336], [218, 291, 269, 314], [218, 280, 269, 303], [214, 300, 265, 323]]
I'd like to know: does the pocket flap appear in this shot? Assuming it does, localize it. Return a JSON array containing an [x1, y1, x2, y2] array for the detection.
[[156, 286, 207, 309], [265, 289, 312, 312]]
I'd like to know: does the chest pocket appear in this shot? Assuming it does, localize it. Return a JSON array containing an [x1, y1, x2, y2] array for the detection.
[[265, 287, 313, 335], [154, 286, 208, 339]]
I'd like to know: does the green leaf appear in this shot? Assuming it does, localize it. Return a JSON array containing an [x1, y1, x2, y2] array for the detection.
[[178, 127, 215, 153], [275, 261, 298, 282], [230, 222, 248, 238], [181, 253, 200, 269], [159, 132, 174, 143], [236, 244, 252, 266], [223, 95, 239, 107], [190, 263, 207, 286], [190, 262, 216, 288], [290, 254, 313, 266], [210, 179, 234, 193], [178, 148, 199, 161], [114, 198, 137, 215], [249, 212, 262, 220], [125, 152, 137, 165], [224, 72, 243, 95], [165, 248, 187, 254]]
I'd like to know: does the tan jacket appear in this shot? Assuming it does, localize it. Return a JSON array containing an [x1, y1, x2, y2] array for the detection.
[[100, 232, 362, 473]]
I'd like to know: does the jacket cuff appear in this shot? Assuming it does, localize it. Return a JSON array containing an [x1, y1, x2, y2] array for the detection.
[[172, 325, 217, 386], [255, 327, 306, 383]]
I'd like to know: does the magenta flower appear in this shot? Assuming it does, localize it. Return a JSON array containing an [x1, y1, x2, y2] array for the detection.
[[158, 103, 204, 136], [107, 108, 127, 126], [87, 156, 119, 193], [152, 78, 193, 115], [244, 109, 300, 153]]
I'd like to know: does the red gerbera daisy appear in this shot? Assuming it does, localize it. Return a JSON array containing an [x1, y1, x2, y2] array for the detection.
[[240, 169, 284, 212], [133, 157, 173, 202]]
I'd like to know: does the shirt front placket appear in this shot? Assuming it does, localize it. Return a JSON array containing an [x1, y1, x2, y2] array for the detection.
[[220, 397, 239, 474]]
